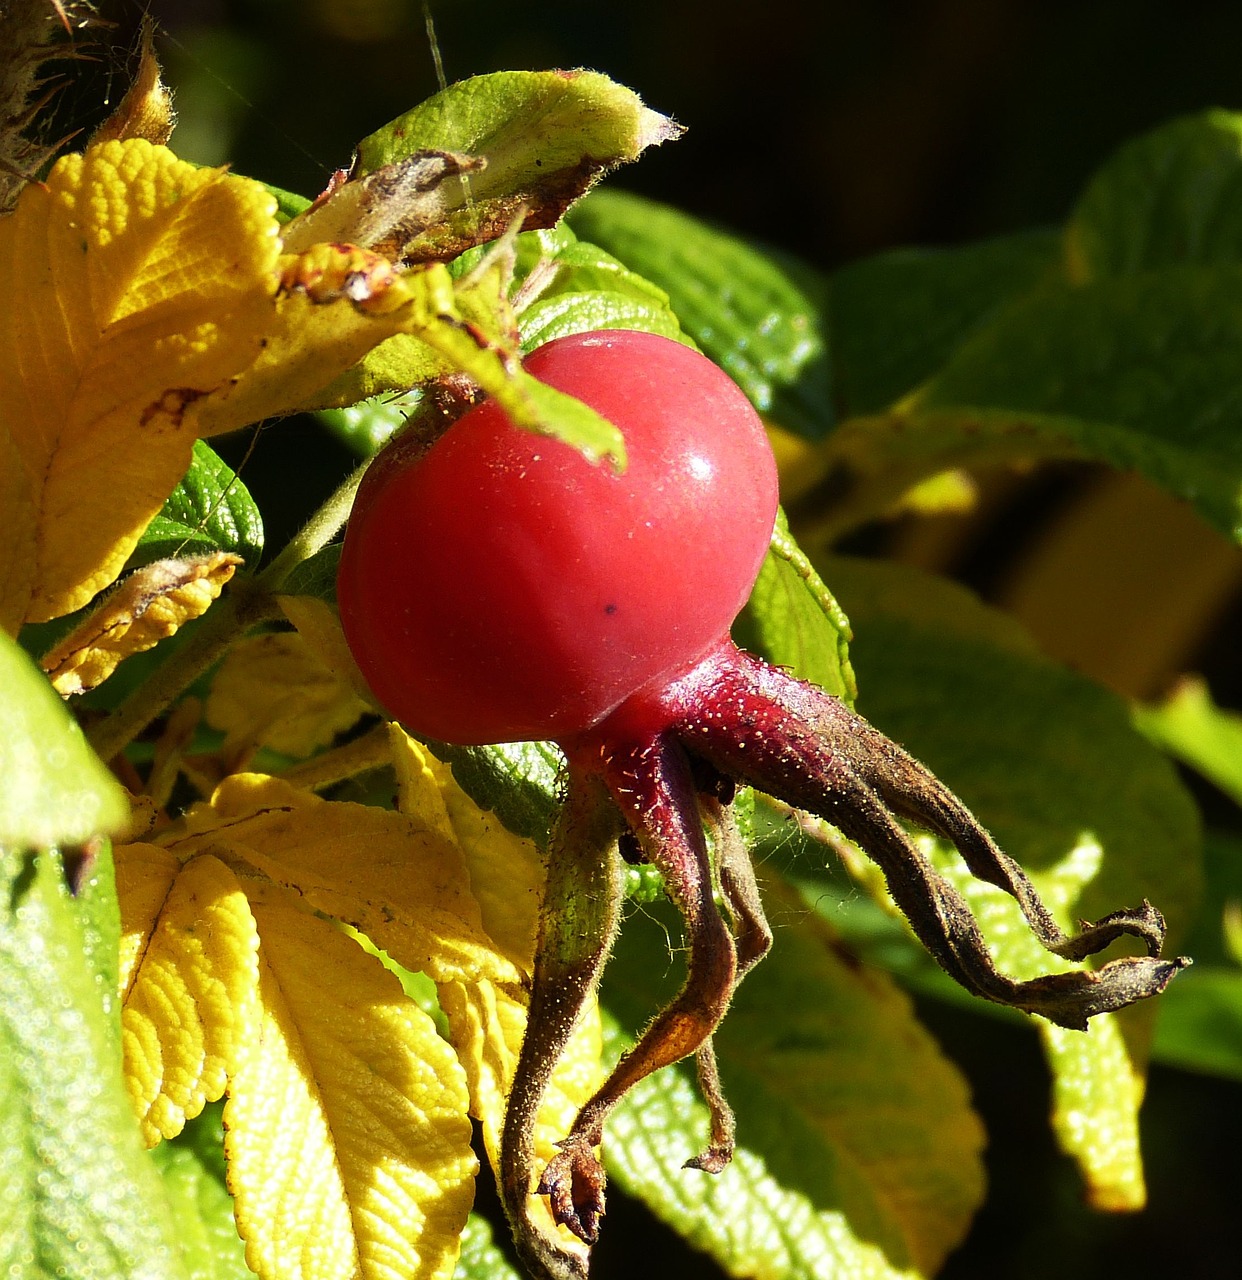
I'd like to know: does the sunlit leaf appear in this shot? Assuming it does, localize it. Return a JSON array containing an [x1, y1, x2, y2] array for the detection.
[[601, 872, 984, 1278], [389, 731, 601, 1266], [115, 845, 261, 1145], [224, 881, 475, 1280], [165, 773, 520, 986], [0, 140, 281, 629], [42, 553, 241, 697], [815, 556, 1202, 1206], [135, 439, 264, 565], [1, 845, 188, 1280], [1134, 676, 1242, 807], [349, 70, 682, 264], [0, 628, 129, 847], [734, 508, 856, 705], [149, 1107, 252, 1280], [452, 1214, 522, 1280]]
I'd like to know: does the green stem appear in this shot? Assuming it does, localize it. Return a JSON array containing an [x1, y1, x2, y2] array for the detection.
[[86, 457, 373, 765]]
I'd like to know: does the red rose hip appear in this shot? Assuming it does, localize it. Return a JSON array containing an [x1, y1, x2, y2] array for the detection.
[[336, 328, 780, 745]]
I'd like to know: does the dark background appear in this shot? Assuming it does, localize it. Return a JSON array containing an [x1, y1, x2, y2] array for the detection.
[[67, 3, 1242, 1276]]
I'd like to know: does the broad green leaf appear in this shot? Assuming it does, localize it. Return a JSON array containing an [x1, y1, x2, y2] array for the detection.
[[453, 1215, 521, 1280], [817, 556, 1202, 1205], [569, 191, 834, 439], [134, 440, 265, 565], [1134, 676, 1242, 807], [909, 266, 1242, 539], [600, 873, 984, 1278], [734, 508, 856, 704], [1068, 110, 1242, 278], [0, 628, 129, 847], [828, 228, 1062, 415], [824, 555, 1201, 944], [348, 71, 681, 264], [149, 1107, 252, 1280], [0, 847, 188, 1280]]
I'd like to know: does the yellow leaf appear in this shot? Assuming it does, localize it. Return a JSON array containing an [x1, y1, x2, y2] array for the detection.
[[166, 773, 520, 986], [277, 593, 376, 703], [387, 732, 602, 1261], [0, 140, 280, 630], [114, 844, 261, 1144], [390, 728, 544, 970], [437, 980, 601, 1266], [204, 629, 368, 758], [225, 881, 476, 1280], [41, 553, 241, 695]]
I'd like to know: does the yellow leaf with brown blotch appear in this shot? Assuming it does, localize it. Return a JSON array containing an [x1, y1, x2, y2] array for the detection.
[[164, 773, 521, 987], [224, 881, 476, 1280], [114, 844, 261, 1145], [41, 553, 241, 696], [0, 140, 281, 631], [204, 628, 369, 758]]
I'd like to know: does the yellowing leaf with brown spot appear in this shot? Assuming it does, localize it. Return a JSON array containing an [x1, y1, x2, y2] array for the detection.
[[166, 773, 521, 986], [225, 880, 476, 1280], [204, 629, 368, 758], [114, 844, 261, 1145], [41, 553, 241, 696], [0, 140, 280, 630], [388, 732, 602, 1264]]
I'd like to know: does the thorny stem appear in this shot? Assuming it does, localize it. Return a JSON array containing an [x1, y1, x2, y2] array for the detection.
[[87, 456, 373, 765]]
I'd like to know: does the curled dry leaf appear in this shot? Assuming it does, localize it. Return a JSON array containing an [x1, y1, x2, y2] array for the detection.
[[41, 553, 242, 696]]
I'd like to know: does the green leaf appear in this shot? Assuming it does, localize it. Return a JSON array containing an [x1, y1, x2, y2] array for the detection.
[[817, 556, 1203, 1206], [149, 1106, 251, 1280], [277, 542, 342, 604], [909, 265, 1242, 539], [569, 191, 834, 439], [1134, 676, 1242, 808], [428, 739, 564, 847], [0, 629, 129, 848], [134, 440, 264, 567], [338, 70, 681, 263], [317, 391, 424, 457], [0, 848, 187, 1280], [453, 1214, 522, 1280], [600, 872, 984, 1278], [1068, 110, 1242, 278], [734, 509, 856, 704], [1145, 832, 1242, 1082], [828, 228, 1062, 415]]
